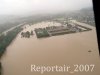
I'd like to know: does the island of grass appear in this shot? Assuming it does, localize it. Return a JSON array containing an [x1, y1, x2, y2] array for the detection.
[[34, 28, 50, 38]]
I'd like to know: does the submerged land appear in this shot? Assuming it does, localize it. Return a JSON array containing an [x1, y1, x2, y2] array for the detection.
[[0, 7, 99, 75], [0, 19, 100, 75]]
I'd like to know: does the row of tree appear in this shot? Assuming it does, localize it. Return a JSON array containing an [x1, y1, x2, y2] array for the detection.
[[0, 27, 23, 58], [0, 27, 23, 75], [21, 30, 34, 38]]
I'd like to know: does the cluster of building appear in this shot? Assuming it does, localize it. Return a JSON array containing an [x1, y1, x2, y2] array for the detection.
[[34, 22, 84, 38]]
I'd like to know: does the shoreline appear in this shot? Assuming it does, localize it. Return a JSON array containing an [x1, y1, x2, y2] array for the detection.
[[0, 26, 23, 75]]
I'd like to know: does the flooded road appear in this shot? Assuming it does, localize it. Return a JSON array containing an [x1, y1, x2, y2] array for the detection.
[[1, 21, 100, 75]]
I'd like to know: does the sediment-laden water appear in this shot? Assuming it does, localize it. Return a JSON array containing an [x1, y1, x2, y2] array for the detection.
[[1, 21, 100, 75]]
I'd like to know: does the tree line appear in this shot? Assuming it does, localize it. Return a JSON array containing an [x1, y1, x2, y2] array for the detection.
[[0, 26, 23, 75], [21, 30, 34, 38], [0, 27, 23, 57]]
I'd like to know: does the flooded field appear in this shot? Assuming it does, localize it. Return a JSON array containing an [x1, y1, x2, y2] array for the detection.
[[1, 21, 100, 75]]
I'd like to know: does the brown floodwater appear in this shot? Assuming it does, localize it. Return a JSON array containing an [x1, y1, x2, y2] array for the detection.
[[1, 21, 100, 75]]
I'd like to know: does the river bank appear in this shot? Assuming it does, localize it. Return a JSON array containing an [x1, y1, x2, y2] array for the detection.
[[0, 26, 23, 75]]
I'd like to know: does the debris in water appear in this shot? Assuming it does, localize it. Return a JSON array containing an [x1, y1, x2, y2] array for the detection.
[[88, 50, 92, 53]]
